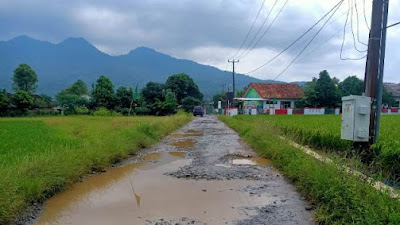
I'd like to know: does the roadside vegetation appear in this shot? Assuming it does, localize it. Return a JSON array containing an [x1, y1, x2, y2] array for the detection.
[[0, 63, 204, 117], [220, 115, 400, 224], [260, 115, 400, 183], [0, 113, 192, 224]]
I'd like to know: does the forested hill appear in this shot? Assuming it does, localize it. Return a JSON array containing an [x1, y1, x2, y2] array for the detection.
[[0, 35, 274, 98]]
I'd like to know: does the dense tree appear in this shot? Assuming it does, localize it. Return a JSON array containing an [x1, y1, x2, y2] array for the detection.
[[116, 86, 134, 109], [12, 64, 38, 93], [182, 96, 201, 112], [339, 76, 363, 96], [382, 87, 396, 107], [0, 89, 10, 114], [165, 73, 203, 104], [315, 70, 340, 107], [91, 75, 115, 109], [66, 79, 89, 96], [301, 78, 319, 107], [152, 89, 177, 116], [12, 90, 34, 111], [141, 82, 165, 104]]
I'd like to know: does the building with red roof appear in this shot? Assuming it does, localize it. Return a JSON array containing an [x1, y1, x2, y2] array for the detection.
[[235, 83, 304, 113]]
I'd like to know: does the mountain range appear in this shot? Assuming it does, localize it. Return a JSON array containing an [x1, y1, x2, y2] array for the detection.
[[0, 35, 281, 99]]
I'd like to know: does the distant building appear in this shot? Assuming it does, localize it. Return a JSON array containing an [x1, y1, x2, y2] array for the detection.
[[384, 83, 400, 107], [235, 83, 304, 113]]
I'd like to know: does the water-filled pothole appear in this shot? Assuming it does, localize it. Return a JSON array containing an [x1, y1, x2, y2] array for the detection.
[[171, 129, 203, 138], [168, 139, 197, 149]]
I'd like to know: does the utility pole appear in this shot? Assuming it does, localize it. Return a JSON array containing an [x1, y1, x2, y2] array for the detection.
[[363, 0, 389, 143], [228, 59, 239, 96]]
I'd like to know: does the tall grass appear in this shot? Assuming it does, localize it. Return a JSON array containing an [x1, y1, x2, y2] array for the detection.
[[221, 115, 400, 224], [252, 115, 400, 180], [0, 113, 192, 224]]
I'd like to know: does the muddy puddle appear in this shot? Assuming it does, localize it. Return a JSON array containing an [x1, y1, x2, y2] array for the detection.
[[170, 130, 203, 138], [33, 151, 270, 225], [230, 157, 271, 166], [168, 139, 197, 148]]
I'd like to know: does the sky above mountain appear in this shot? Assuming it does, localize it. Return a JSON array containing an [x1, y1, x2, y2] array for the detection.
[[0, 0, 399, 83]]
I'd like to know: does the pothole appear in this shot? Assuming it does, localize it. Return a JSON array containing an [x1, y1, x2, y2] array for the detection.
[[168, 139, 197, 149], [171, 129, 203, 138], [217, 155, 271, 167]]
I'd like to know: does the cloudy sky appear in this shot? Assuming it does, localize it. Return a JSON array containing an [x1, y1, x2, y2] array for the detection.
[[0, 0, 399, 83]]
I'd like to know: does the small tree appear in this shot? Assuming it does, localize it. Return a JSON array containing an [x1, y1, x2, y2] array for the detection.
[[339, 76, 363, 97], [182, 96, 201, 112], [152, 89, 177, 116], [382, 88, 396, 107], [67, 79, 89, 96], [12, 64, 38, 93], [12, 90, 34, 112], [315, 70, 340, 107], [116, 86, 134, 109], [165, 73, 203, 104], [141, 82, 165, 104], [91, 75, 115, 109]]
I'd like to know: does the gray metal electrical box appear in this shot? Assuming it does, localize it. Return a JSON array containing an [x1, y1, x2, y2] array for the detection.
[[341, 95, 371, 142]]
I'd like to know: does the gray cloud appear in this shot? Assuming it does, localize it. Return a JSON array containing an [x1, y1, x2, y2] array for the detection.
[[0, 0, 399, 83]]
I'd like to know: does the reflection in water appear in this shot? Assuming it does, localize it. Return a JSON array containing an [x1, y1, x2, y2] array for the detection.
[[34, 162, 144, 224], [229, 157, 271, 166], [34, 152, 185, 225]]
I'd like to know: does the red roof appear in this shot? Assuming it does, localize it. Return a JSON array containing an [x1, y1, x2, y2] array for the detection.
[[244, 83, 304, 99]]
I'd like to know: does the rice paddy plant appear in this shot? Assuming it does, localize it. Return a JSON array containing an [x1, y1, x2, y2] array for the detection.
[[221, 115, 400, 224], [0, 113, 192, 224]]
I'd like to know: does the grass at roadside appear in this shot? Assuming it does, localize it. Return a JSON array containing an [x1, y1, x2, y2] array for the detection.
[[0, 113, 192, 224], [220, 115, 400, 224], [255, 115, 400, 181]]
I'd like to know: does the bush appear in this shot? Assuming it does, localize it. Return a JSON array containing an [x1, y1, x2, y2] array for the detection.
[[92, 107, 121, 116], [75, 107, 90, 115]]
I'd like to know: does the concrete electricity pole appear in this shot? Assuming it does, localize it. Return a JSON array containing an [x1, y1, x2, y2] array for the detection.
[[228, 59, 239, 96], [363, 0, 389, 143]]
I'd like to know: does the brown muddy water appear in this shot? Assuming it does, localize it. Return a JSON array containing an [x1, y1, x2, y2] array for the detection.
[[33, 152, 267, 225], [167, 139, 197, 148]]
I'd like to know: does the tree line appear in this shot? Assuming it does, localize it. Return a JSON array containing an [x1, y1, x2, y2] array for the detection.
[[0, 64, 203, 116], [297, 70, 396, 108], [210, 70, 397, 109]]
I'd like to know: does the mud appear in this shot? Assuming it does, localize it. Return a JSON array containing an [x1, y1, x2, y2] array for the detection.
[[28, 116, 314, 225]]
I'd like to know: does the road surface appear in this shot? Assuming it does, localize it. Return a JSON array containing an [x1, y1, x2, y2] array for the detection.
[[32, 116, 314, 225]]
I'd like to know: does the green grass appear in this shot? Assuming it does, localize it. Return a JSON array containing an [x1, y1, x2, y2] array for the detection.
[[220, 115, 400, 224], [249, 115, 400, 181], [0, 113, 192, 224]]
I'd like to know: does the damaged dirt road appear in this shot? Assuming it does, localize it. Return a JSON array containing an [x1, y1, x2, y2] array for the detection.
[[32, 116, 314, 225]]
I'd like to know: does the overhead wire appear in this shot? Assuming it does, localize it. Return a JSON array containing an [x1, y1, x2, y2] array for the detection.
[[272, 0, 345, 81], [238, 0, 289, 60], [354, 0, 369, 46], [245, 0, 345, 74], [236, 0, 280, 59], [349, 0, 368, 53], [363, 0, 370, 30], [340, 0, 367, 60], [230, 0, 266, 59]]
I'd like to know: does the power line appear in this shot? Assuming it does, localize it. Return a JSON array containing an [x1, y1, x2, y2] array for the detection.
[[272, 0, 345, 81], [349, 0, 368, 53], [236, 0, 280, 59], [340, 1, 367, 60], [386, 21, 400, 29], [238, 0, 289, 60], [353, 0, 369, 46], [230, 0, 266, 59], [246, 0, 345, 74], [363, 0, 370, 30]]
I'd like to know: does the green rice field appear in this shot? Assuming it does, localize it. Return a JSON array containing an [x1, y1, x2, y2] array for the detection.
[[0, 113, 192, 224]]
